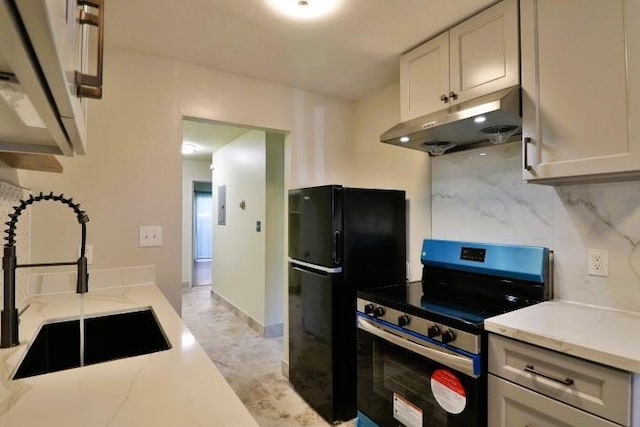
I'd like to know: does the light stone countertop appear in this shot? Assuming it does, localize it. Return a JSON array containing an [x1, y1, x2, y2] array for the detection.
[[0, 283, 259, 426], [485, 299, 640, 373]]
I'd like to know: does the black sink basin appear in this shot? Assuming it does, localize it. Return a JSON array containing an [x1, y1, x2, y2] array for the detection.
[[14, 308, 171, 379]]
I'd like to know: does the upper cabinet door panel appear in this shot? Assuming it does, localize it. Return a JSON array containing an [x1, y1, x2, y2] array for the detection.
[[449, 0, 519, 104], [538, 0, 627, 161], [400, 32, 449, 122], [522, 0, 639, 183], [16, 0, 89, 154]]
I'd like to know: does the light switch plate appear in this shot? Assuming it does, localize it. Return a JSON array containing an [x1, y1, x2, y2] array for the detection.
[[139, 226, 163, 247]]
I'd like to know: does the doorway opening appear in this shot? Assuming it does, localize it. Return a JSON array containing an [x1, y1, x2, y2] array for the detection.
[[192, 181, 212, 286], [180, 117, 287, 340]]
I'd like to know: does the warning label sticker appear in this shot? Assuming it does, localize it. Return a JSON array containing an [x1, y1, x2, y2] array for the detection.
[[393, 393, 423, 427], [431, 369, 467, 414]]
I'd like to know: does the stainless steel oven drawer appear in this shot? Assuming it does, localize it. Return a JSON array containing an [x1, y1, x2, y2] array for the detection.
[[488, 334, 631, 426], [488, 375, 619, 427]]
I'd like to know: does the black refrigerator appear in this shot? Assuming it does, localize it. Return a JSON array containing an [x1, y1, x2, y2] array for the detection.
[[288, 185, 406, 423]]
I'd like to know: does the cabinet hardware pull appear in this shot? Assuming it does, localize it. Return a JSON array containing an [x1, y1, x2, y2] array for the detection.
[[523, 136, 533, 171], [524, 364, 574, 386], [75, 0, 104, 99], [440, 94, 449, 103], [448, 91, 458, 100]]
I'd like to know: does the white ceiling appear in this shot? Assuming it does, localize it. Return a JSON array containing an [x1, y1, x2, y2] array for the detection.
[[106, 0, 495, 101], [181, 119, 250, 160]]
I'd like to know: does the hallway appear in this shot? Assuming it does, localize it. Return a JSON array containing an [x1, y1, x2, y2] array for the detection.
[[181, 286, 354, 427], [192, 259, 212, 286]]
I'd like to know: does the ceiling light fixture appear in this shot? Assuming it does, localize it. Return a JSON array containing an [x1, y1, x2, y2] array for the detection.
[[399, 136, 410, 143], [264, 0, 341, 20], [181, 143, 196, 155], [474, 116, 487, 124]]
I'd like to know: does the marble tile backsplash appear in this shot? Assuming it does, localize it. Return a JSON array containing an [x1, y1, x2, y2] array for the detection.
[[0, 181, 31, 309], [432, 142, 640, 312], [553, 183, 640, 311], [432, 142, 553, 247], [28, 265, 156, 295]]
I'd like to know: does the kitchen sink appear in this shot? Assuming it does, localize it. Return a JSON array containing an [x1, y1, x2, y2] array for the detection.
[[13, 308, 171, 379]]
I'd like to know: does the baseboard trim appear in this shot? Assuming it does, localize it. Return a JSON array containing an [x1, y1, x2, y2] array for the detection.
[[210, 289, 283, 338], [264, 323, 284, 338]]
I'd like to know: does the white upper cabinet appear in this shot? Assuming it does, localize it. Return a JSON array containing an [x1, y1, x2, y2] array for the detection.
[[449, 0, 519, 106], [400, 0, 519, 122], [522, 0, 640, 183], [15, 0, 101, 155], [400, 32, 450, 122], [0, 0, 103, 158]]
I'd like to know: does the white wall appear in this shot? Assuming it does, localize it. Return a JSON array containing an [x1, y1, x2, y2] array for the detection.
[[265, 133, 285, 327], [0, 162, 22, 187], [181, 159, 212, 286], [212, 130, 267, 324], [20, 45, 354, 315], [350, 82, 432, 281], [20, 48, 184, 312]]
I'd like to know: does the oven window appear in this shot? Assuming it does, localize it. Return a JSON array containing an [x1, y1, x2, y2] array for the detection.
[[358, 328, 485, 427]]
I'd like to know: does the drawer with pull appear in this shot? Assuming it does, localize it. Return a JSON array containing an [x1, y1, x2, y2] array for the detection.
[[488, 375, 619, 427], [488, 334, 632, 426]]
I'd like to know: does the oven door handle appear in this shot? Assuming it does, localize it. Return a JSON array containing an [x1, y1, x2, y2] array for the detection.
[[357, 316, 480, 378]]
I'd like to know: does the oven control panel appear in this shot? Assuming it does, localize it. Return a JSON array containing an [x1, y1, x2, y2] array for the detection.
[[460, 246, 486, 262], [357, 298, 481, 355]]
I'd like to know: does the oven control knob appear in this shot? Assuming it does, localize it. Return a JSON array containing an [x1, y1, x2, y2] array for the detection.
[[442, 330, 456, 344], [427, 325, 441, 338], [373, 307, 385, 317], [364, 304, 375, 315], [397, 315, 410, 327]]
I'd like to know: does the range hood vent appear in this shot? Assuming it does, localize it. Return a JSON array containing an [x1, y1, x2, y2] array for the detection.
[[381, 86, 522, 156]]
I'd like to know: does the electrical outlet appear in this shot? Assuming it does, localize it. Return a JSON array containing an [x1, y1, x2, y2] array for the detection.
[[139, 226, 163, 247], [587, 248, 608, 277]]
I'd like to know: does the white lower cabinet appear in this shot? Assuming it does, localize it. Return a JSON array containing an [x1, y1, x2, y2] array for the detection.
[[488, 334, 633, 427], [488, 375, 618, 427]]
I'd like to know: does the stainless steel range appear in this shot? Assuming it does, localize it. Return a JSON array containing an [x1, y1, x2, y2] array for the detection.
[[355, 239, 552, 427]]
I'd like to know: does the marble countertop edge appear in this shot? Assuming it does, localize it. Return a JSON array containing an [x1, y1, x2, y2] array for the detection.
[[0, 283, 260, 426], [485, 299, 640, 374]]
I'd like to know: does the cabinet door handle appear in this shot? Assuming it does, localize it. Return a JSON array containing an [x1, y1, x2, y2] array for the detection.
[[449, 91, 458, 100], [440, 94, 449, 103], [75, 0, 104, 99], [524, 364, 575, 386], [523, 137, 533, 171]]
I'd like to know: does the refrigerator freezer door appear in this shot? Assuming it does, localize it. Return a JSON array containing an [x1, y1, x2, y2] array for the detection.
[[289, 185, 342, 268], [289, 263, 335, 421], [288, 263, 355, 422]]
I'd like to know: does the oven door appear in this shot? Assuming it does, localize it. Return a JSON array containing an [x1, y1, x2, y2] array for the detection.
[[356, 315, 486, 427]]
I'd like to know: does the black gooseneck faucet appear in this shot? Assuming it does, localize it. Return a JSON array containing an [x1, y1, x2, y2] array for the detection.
[[1, 192, 90, 348]]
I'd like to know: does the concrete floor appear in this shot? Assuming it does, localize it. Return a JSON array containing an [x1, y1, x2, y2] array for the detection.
[[182, 286, 355, 427]]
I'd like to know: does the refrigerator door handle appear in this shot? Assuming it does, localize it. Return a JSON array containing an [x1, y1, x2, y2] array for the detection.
[[292, 266, 328, 278], [333, 231, 341, 265], [289, 258, 343, 274]]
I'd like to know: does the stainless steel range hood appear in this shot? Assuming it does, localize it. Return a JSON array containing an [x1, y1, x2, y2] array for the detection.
[[381, 86, 522, 156]]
